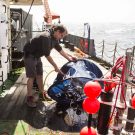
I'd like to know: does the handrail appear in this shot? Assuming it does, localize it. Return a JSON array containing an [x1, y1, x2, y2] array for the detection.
[[65, 34, 135, 67]]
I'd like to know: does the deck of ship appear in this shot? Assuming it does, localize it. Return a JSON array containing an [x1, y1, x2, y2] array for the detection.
[[0, 46, 108, 134]]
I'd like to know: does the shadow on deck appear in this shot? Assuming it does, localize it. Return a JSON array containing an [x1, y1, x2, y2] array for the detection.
[[0, 49, 106, 134], [0, 72, 87, 134]]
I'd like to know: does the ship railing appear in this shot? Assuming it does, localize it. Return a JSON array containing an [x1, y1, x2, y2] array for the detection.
[[65, 34, 128, 66]]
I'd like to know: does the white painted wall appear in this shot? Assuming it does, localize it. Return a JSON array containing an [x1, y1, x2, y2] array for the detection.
[[0, 0, 10, 85]]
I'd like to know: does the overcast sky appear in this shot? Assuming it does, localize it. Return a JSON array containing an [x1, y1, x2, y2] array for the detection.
[[11, 0, 135, 24], [49, 0, 135, 23]]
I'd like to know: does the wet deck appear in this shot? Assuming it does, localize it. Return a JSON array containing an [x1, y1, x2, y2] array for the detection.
[[0, 46, 108, 134]]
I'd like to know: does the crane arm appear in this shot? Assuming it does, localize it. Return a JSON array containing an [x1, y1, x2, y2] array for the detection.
[[43, 0, 60, 25], [43, 0, 52, 24]]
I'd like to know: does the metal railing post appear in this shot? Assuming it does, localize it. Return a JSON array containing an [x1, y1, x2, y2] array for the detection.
[[113, 42, 117, 66], [102, 40, 105, 59]]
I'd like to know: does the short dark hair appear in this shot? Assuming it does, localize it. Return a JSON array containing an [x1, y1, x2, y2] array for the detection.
[[52, 25, 68, 34]]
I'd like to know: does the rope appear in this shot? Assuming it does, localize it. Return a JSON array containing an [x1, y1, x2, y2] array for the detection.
[[95, 49, 103, 54], [103, 52, 115, 59], [117, 45, 127, 51], [104, 41, 116, 46], [115, 50, 122, 57], [95, 44, 103, 48], [95, 41, 104, 45], [43, 70, 55, 102], [106, 48, 115, 53]]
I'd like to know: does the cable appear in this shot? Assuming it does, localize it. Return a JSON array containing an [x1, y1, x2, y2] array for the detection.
[[12, 0, 35, 45], [43, 70, 55, 102], [43, 70, 55, 86]]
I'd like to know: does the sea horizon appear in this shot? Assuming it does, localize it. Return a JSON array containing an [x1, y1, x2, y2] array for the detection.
[[34, 21, 135, 48]]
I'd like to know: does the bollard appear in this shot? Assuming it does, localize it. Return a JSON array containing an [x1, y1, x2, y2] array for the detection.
[[97, 91, 113, 135]]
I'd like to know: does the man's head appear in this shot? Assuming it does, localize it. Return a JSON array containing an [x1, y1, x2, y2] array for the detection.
[[52, 25, 68, 40]]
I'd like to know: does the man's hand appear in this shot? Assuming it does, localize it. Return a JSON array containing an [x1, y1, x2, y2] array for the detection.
[[46, 55, 64, 75], [54, 66, 64, 75], [70, 56, 77, 61], [68, 56, 77, 62], [59, 50, 77, 62]]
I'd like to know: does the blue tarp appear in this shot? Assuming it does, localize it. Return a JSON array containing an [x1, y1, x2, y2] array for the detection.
[[48, 59, 103, 105]]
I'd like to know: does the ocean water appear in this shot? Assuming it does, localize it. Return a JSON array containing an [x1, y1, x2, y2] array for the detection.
[[65, 22, 135, 48]]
